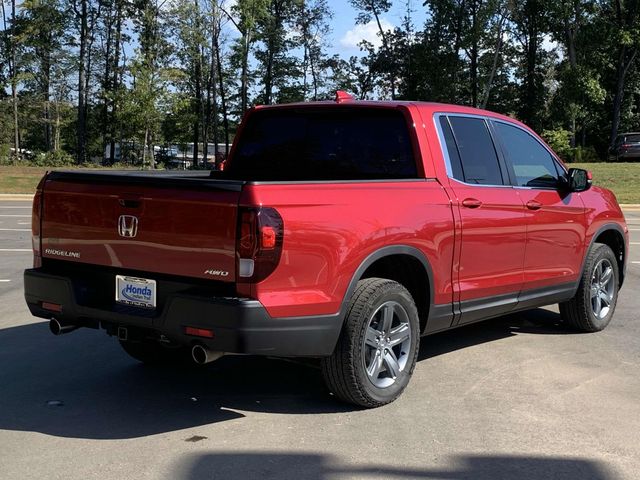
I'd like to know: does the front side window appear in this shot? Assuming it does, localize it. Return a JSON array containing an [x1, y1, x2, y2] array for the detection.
[[445, 116, 505, 185], [494, 122, 559, 188]]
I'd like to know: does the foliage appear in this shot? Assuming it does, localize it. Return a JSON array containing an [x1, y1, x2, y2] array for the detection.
[[573, 146, 601, 163], [31, 150, 75, 166], [542, 128, 573, 161], [2, 0, 640, 168]]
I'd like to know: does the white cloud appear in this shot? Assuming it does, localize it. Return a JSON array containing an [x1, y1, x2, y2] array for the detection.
[[339, 19, 395, 51]]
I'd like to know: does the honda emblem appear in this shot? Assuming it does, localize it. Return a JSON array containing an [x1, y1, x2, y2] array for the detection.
[[118, 215, 138, 238]]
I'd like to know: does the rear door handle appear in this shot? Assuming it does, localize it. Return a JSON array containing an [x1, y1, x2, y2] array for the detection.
[[462, 198, 482, 209], [526, 200, 542, 211]]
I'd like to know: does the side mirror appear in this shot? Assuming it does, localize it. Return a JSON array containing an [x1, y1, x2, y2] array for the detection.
[[567, 168, 592, 192]]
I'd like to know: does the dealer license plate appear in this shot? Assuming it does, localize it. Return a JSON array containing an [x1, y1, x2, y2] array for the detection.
[[115, 275, 156, 309]]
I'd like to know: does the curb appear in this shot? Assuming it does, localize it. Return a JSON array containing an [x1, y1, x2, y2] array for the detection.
[[0, 194, 34, 201]]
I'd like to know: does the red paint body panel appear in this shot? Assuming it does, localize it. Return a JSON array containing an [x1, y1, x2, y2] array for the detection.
[[239, 182, 455, 318], [41, 180, 239, 281], [581, 186, 629, 255], [446, 180, 526, 301], [517, 189, 586, 290]]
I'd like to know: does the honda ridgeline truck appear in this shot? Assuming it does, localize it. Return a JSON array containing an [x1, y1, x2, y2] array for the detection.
[[24, 93, 629, 407]]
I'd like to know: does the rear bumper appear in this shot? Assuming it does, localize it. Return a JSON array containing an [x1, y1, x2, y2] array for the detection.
[[24, 268, 342, 357], [615, 151, 640, 160]]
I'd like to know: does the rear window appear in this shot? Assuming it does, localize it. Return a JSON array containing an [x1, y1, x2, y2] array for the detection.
[[624, 134, 640, 143], [224, 107, 418, 181]]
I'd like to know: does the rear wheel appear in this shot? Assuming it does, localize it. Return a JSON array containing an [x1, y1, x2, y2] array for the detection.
[[119, 339, 189, 365], [321, 278, 420, 408], [560, 243, 619, 332]]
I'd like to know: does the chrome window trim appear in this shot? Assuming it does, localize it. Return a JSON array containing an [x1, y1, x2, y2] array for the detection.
[[432, 112, 513, 189], [433, 112, 569, 191]]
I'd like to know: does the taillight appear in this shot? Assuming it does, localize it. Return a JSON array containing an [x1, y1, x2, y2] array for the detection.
[[32, 174, 46, 268], [237, 206, 283, 282]]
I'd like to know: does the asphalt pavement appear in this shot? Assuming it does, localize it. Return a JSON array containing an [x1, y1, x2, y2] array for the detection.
[[0, 199, 639, 480]]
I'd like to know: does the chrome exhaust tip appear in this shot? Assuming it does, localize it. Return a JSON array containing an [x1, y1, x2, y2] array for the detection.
[[49, 318, 78, 336], [191, 344, 223, 365]]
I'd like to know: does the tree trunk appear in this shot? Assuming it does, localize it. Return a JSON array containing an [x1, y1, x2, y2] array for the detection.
[[143, 127, 150, 170], [102, 3, 114, 163], [470, 0, 478, 107], [520, 0, 541, 130], [9, 0, 20, 158], [480, 11, 506, 109], [77, 0, 88, 164], [42, 48, 52, 151], [241, 31, 250, 114], [109, 1, 123, 164], [264, 40, 274, 104], [216, 36, 230, 157], [208, 8, 219, 168], [610, 45, 637, 148], [370, 3, 396, 99], [54, 100, 61, 151]]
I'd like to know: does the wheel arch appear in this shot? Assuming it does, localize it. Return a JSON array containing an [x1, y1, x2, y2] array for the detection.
[[340, 246, 434, 334], [586, 223, 627, 287]]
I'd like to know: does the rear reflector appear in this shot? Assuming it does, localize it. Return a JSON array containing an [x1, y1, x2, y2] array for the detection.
[[185, 327, 215, 338], [261, 226, 276, 249], [42, 302, 63, 313]]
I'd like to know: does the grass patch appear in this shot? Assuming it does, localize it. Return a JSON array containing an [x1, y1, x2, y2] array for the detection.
[[0, 165, 140, 194], [0, 166, 49, 194], [1, 162, 639, 203], [572, 162, 640, 204]]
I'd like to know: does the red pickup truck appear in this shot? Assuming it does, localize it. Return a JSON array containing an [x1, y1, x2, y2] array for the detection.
[[24, 95, 629, 407]]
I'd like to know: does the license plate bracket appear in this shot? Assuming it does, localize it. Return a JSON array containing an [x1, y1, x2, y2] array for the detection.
[[115, 275, 156, 309]]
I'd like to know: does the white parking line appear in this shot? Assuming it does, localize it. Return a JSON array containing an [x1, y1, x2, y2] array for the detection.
[[17, 221, 30, 225], [0, 249, 31, 252], [630, 242, 640, 245], [0, 228, 30, 231], [0, 279, 11, 283], [0, 215, 31, 218], [0, 206, 31, 209]]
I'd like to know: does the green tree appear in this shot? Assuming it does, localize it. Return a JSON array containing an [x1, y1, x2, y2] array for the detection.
[[227, 0, 267, 114], [254, 0, 302, 105], [295, 0, 332, 100], [16, 0, 68, 151]]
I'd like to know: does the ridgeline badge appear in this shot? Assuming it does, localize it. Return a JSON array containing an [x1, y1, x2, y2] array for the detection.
[[44, 248, 80, 259]]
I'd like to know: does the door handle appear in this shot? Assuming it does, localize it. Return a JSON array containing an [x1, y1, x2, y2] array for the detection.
[[526, 200, 542, 210], [462, 198, 482, 209]]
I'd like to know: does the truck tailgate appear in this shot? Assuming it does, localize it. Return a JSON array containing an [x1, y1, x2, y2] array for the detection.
[[40, 171, 242, 282]]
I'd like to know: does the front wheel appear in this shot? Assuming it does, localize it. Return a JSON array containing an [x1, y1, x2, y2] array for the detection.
[[321, 278, 420, 408], [560, 243, 620, 332]]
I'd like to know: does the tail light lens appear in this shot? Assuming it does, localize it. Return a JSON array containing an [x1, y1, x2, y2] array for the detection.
[[32, 174, 47, 268], [237, 206, 283, 282]]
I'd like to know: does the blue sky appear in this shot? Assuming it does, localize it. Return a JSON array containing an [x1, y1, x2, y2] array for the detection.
[[326, 0, 427, 55]]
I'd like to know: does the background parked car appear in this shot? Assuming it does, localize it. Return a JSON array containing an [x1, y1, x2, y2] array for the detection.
[[609, 132, 640, 161]]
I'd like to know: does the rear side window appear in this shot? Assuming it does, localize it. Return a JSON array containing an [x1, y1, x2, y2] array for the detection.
[[226, 108, 418, 181], [446, 116, 504, 185], [494, 122, 560, 188]]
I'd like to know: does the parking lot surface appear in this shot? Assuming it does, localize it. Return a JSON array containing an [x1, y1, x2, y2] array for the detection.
[[1, 200, 639, 480]]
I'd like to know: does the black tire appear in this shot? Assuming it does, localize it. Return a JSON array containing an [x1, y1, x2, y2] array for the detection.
[[560, 243, 619, 332], [119, 339, 189, 366], [321, 278, 420, 408]]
